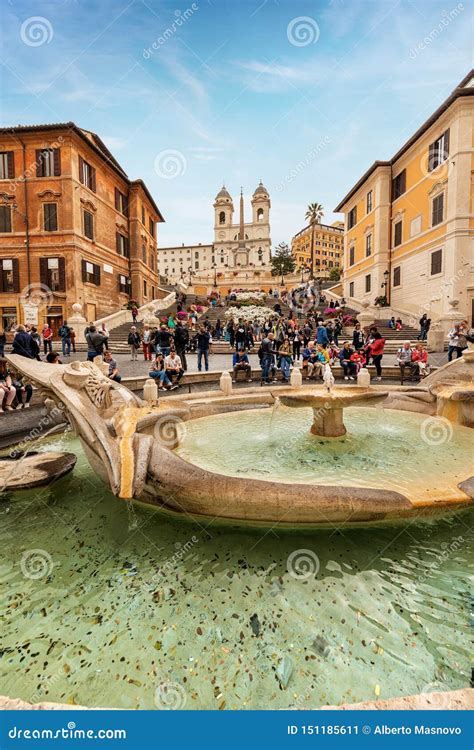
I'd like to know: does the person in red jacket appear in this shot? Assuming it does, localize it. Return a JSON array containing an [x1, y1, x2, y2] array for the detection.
[[411, 342, 429, 379], [367, 332, 385, 381]]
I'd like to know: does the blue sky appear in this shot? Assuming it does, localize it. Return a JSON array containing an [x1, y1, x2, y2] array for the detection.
[[1, 0, 472, 247]]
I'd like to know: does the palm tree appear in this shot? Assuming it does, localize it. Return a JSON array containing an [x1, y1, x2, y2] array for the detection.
[[305, 202, 324, 277]]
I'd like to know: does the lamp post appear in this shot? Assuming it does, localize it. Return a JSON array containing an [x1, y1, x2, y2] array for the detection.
[[381, 269, 389, 295], [187, 266, 193, 285], [212, 263, 217, 288]]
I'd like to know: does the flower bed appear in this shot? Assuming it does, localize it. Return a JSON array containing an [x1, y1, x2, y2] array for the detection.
[[224, 305, 274, 323]]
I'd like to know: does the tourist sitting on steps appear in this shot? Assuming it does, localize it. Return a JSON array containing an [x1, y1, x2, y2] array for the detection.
[[411, 343, 429, 380], [306, 346, 326, 380], [232, 351, 252, 382], [11, 370, 33, 408], [164, 350, 184, 386], [148, 352, 177, 390], [103, 350, 121, 383], [338, 342, 357, 380], [396, 341, 414, 383], [0, 361, 16, 413]]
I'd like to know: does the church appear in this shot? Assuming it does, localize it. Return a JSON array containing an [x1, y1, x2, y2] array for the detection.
[[158, 183, 272, 282]]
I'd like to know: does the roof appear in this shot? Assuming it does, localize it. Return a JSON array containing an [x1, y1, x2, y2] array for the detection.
[[215, 185, 233, 201], [253, 181, 269, 196], [292, 222, 344, 240], [334, 69, 474, 212], [0, 121, 164, 220]]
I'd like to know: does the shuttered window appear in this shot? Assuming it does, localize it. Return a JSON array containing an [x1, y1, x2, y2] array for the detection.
[[430, 249, 442, 276], [393, 266, 401, 287], [0, 151, 14, 180], [365, 274, 371, 293], [149, 217, 154, 236], [43, 203, 58, 231], [366, 190, 373, 213], [392, 169, 406, 200], [348, 206, 357, 229], [83, 210, 94, 240], [432, 193, 444, 226], [114, 188, 128, 216], [36, 148, 61, 177], [0, 205, 12, 232], [428, 130, 450, 171], [349, 246, 355, 266], [79, 156, 96, 191], [82, 259, 101, 285], [365, 233, 372, 257], [116, 232, 130, 257], [40, 257, 65, 292], [394, 220, 403, 247], [118, 274, 128, 293], [0, 258, 19, 292], [349, 281, 354, 297]]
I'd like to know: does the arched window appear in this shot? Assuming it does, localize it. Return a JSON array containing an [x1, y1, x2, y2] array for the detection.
[[257, 208, 264, 222], [258, 247, 263, 259], [219, 211, 226, 225]]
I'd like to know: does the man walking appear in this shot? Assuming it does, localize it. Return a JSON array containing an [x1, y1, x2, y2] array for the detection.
[[260, 332, 275, 384], [58, 321, 71, 357], [128, 326, 141, 361], [174, 322, 189, 371]]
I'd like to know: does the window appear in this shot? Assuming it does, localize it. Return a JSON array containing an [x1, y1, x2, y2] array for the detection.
[[0, 151, 14, 180], [257, 208, 264, 222], [43, 203, 58, 232], [83, 210, 94, 240], [393, 266, 401, 287], [36, 148, 61, 177], [428, 129, 450, 171], [142, 244, 147, 263], [366, 190, 373, 213], [392, 169, 406, 199], [365, 233, 372, 257], [79, 157, 96, 191], [365, 274, 371, 293], [141, 205, 145, 223], [349, 246, 355, 266], [0, 205, 12, 233], [349, 281, 354, 297], [432, 193, 444, 226], [149, 218, 154, 236], [114, 189, 128, 216], [195, 260, 199, 269], [219, 211, 225, 224], [118, 274, 128, 293], [430, 249, 442, 276], [116, 232, 130, 257], [0, 258, 19, 293], [82, 259, 100, 285], [348, 206, 357, 229], [143, 279, 147, 297], [394, 220, 403, 247], [40, 257, 65, 292]]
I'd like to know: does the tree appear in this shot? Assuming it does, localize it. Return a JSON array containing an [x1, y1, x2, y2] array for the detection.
[[329, 266, 341, 281], [305, 202, 324, 277], [271, 242, 295, 285]]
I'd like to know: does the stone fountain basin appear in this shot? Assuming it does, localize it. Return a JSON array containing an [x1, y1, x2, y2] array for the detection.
[[278, 386, 388, 409]]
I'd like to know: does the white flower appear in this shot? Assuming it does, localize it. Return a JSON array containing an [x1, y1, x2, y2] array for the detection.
[[224, 305, 275, 324]]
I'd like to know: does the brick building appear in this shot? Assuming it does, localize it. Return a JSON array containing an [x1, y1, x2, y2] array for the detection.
[[0, 122, 164, 335]]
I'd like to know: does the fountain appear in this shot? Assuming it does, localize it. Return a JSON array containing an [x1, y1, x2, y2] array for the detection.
[[5, 352, 474, 527]]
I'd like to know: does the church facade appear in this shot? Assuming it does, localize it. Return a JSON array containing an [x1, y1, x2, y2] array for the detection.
[[158, 183, 271, 282]]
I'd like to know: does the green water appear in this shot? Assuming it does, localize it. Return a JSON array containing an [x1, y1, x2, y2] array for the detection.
[[0, 433, 472, 709], [175, 406, 474, 503]]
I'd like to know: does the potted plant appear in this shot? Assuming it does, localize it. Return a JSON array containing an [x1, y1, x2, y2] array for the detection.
[[374, 295, 388, 307]]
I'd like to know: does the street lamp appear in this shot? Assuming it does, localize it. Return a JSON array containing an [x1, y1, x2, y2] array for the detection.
[[381, 269, 389, 290], [187, 266, 193, 285], [212, 263, 217, 287]]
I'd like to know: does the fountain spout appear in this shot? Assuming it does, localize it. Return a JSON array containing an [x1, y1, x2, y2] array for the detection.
[[323, 363, 335, 393]]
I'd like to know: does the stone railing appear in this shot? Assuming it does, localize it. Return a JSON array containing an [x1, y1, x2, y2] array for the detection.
[[93, 289, 175, 331]]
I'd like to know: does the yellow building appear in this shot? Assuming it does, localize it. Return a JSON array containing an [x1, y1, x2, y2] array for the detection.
[[335, 70, 474, 330], [291, 221, 344, 277]]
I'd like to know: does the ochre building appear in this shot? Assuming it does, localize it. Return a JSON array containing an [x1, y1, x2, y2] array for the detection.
[[291, 221, 344, 278], [335, 71, 474, 328], [0, 122, 164, 334]]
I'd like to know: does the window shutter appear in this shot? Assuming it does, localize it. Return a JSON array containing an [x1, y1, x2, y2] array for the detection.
[[36, 149, 44, 178], [116, 232, 121, 254], [93, 263, 100, 286], [81, 259, 87, 282], [12, 258, 20, 293], [53, 148, 61, 176], [125, 237, 129, 257], [7, 151, 14, 179], [58, 257, 66, 291], [0, 260, 3, 293], [39, 257, 48, 287], [401, 170, 406, 194], [124, 195, 128, 216], [91, 167, 96, 193], [115, 188, 120, 211], [79, 156, 84, 184], [444, 129, 450, 157], [118, 274, 122, 292]]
